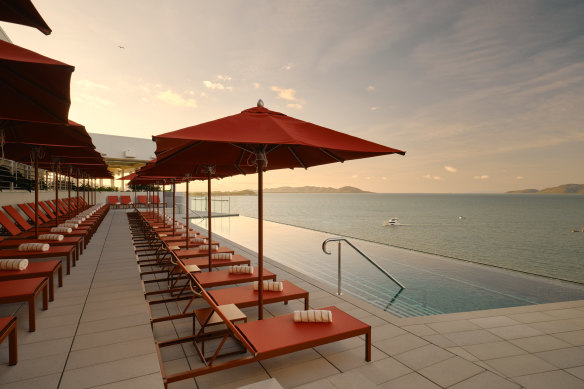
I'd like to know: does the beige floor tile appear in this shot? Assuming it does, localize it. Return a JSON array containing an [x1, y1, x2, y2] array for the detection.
[[510, 334, 572, 353], [470, 316, 521, 329], [238, 378, 284, 389], [91, 373, 165, 389], [354, 356, 412, 384], [72, 324, 154, 351], [463, 341, 526, 360], [530, 318, 584, 334], [427, 320, 480, 334], [513, 369, 584, 389], [488, 324, 544, 340], [260, 349, 321, 372], [401, 324, 437, 337], [325, 344, 386, 371], [422, 333, 458, 348], [484, 354, 556, 377], [394, 344, 454, 370], [445, 329, 503, 346], [313, 337, 365, 356], [554, 330, 584, 346], [0, 373, 61, 389], [507, 312, 556, 324], [378, 372, 440, 389], [371, 323, 407, 341], [0, 352, 67, 384], [292, 378, 336, 389], [449, 370, 520, 389], [418, 356, 484, 387], [544, 309, 584, 319], [375, 333, 429, 356], [566, 365, 584, 380], [535, 347, 584, 369], [65, 338, 157, 370], [326, 371, 377, 389], [268, 358, 339, 388]]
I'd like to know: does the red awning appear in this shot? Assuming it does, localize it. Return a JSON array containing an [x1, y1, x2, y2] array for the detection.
[[0, 0, 52, 35]]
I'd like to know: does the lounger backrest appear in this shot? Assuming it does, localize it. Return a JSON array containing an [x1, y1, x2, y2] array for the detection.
[[137, 195, 147, 204], [50, 200, 67, 216], [2, 205, 32, 231], [28, 202, 51, 222], [120, 196, 132, 204], [39, 202, 56, 219], [56, 199, 70, 215], [18, 203, 37, 223], [107, 196, 119, 205], [0, 211, 22, 236], [152, 195, 159, 204]]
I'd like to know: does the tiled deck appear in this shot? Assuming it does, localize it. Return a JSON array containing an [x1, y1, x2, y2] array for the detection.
[[2, 209, 584, 388]]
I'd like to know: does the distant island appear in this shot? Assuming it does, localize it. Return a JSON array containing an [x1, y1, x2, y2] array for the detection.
[[189, 186, 370, 196], [506, 183, 584, 194]]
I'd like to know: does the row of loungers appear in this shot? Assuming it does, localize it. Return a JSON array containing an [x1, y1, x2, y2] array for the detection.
[[129, 208, 371, 388], [108, 195, 162, 209], [0, 200, 109, 365]]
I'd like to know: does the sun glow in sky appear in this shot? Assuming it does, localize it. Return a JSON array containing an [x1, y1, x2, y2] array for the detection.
[[3, 0, 583, 193]]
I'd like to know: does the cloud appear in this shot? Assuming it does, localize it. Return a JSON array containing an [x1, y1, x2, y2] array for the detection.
[[281, 64, 293, 71], [370, 106, 379, 111], [203, 80, 232, 91], [253, 82, 260, 89], [271, 86, 297, 101], [156, 90, 197, 108], [351, 174, 359, 179], [75, 79, 109, 90], [367, 85, 375, 91], [423, 174, 441, 180], [444, 166, 457, 173], [77, 94, 113, 107], [287, 103, 303, 109], [473, 175, 489, 180], [382, 177, 387, 180], [516, 176, 524, 180], [216, 75, 232, 81]]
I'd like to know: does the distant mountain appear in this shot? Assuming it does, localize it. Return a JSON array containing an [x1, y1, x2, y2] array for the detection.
[[506, 184, 584, 194], [265, 186, 371, 193]]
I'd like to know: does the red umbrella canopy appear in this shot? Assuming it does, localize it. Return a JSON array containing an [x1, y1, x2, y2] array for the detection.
[[1, 120, 95, 148], [153, 105, 405, 176], [0, 39, 74, 124], [0, 0, 52, 35]]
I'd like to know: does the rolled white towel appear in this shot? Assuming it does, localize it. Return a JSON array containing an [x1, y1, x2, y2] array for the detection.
[[18, 243, 50, 252], [211, 252, 232, 260], [253, 281, 284, 291], [0, 258, 28, 271], [59, 223, 78, 228], [38, 234, 64, 241], [229, 265, 253, 274], [293, 310, 333, 323], [199, 244, 218, 252], [190, 237, 208, 244], [51, 227, 72, 233]]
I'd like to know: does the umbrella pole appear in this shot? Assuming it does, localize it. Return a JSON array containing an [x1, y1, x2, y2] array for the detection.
[[34, 150, 39, 238], [55, 170, 59, 226], [172, 179, 176, 236], [258, 159, 264, 320], [208, 170, 212, 271], [185, 177, 189, 249], [76, 170, 79, 211], [156, 184, 160, 222], [162, 182, 166, 222]]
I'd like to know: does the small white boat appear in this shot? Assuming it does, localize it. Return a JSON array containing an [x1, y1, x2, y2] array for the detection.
[[383, 217, 400, 226]]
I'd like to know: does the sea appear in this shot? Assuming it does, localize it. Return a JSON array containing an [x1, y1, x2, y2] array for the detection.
[[203, 193, 584, 284]]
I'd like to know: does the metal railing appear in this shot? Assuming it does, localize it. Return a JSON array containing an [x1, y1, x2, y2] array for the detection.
[[322, 237, 405, 295]]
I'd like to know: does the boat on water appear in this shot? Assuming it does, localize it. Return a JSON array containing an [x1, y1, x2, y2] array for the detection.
[[383, 217, 400, 226]]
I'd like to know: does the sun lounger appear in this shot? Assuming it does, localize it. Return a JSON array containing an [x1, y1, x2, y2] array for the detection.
[[208, 281, 309, 310], [173, 247, 234, 259], [0, 260, 63, 301], [120, 195, 132, 208], [0, 245, 76, 275], [0, 278, 48, 332], [107, 196, 120, 208], [0, 316, 17, 365]]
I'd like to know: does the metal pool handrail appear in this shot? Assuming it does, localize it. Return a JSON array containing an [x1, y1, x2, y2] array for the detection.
[[322, 237, 405, 295]]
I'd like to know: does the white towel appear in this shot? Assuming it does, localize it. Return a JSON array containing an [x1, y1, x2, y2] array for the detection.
[[38, 234, 64, 241], [253, 281, 284, 291], [199, 244, 218, 252], [59, 223, 78, 228], [18, 243, 50, 252], [51, 227, 72, 233], [0, 258, 28, 271], [211, 252, 232, 260], [190, 237, 208, 244], [229, 265, 253, 274], [293, 310, 333, 323]]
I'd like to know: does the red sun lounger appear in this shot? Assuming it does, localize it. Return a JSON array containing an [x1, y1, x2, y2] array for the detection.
[[0, 260, 63, 301], [0, 316, 17, 365], [0, 245, 76, 275], [0, 278, 48, 332]]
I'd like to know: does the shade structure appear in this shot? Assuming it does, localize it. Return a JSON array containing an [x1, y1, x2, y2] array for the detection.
[[0, 39, 73, 124], [1, 119, 94, 148], [152, 103, 406, 319], [0, 0, 51, 34]]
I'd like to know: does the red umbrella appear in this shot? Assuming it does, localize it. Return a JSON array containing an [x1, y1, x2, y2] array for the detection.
[[0, 39, 73, 125], [153, 102, 405, 319], [0, 0, 52, 35]]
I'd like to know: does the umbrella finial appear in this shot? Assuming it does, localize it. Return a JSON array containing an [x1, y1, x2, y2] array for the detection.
[[257, 99, 264, 107]]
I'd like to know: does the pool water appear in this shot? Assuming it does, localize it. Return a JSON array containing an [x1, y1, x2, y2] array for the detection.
[[192, 215, 584, 317]]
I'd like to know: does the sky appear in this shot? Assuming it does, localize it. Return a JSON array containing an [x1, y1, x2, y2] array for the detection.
[[3, 0, 583, 193]]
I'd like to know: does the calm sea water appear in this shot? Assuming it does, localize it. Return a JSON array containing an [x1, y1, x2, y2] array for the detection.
[[208, 193, 584, 284]]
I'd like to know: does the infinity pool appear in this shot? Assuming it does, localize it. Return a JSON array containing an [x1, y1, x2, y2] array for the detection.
[[191, 215, 584, 317]]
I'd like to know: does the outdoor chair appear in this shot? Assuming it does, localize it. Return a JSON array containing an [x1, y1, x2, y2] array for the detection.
[[0, 316, 17, 365], [120, 195, 132, 208], [0, 244, 76, 275], [0, 278, 49, 332], [0, 260, 63, 301], [137, 195, 148, 208], [107, 196, 120, 208]]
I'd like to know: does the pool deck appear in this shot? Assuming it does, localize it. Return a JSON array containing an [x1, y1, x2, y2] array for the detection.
[[2, 209, 584, 388]]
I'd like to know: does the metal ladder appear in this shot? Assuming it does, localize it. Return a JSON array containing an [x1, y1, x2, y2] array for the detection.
[[322, 237, 405, 295]]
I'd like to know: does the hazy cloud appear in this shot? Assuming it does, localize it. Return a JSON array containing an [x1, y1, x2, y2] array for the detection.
[[281, 64, 293, 71], [444, 166, 457, 173], [203, 81, 232, 91], [423, 174, 441, 180], [253, 82, 260, 89], [516, 176, 524, 180], [271, 86, 297, 101], [370, 106, 379, 111], [156, 90, 197, 108], [216, 75, 232, 81], [75, 79, 110, 90], [287, 103, 303, 109], [473, 175, 489, 180], [367, 85, 375, 91], [77, 94, 113, 107]]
